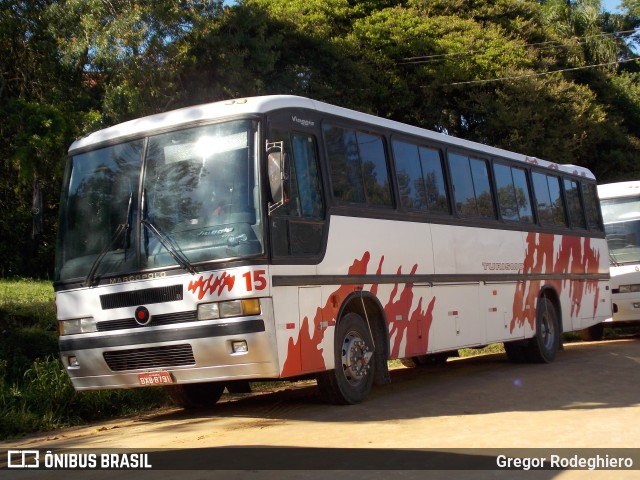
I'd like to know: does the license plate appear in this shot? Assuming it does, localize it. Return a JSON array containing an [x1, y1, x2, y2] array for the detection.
[[138, 371, 173, 386]]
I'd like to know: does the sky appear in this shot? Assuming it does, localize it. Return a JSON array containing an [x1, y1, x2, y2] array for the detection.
[[602, 0, 622, 12]]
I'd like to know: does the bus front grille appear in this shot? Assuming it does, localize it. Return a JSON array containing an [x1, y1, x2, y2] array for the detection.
[[103, 344, 195, 371], [97, 311, 197, 332], [100, 285, 184, 310]]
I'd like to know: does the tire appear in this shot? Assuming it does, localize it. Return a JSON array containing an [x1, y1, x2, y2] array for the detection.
[[316, 312, 376, 405], [579, 323, 604, 342], [525, 297, 560, 363], [165, 381, 225, 409]]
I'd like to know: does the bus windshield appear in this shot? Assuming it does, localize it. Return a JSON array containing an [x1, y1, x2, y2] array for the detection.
[[601, 196, 640, 265], [56, 119, 263, 282]]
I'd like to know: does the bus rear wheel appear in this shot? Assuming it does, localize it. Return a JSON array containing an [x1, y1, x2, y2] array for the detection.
[[165, 381, 225, 410], [526, 297, 560, 363], [317, 312, 375, 405]]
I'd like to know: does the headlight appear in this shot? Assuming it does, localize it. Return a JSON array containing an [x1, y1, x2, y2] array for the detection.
[[59, 317, 97, 336], [197, 302, 220, 320], [198, 299, 261, 320], [618, 284, 640, 293]]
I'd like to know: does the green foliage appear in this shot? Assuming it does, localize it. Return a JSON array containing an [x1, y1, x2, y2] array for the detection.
[[0, 279, 167, 439], [1, 0, 640, 273]]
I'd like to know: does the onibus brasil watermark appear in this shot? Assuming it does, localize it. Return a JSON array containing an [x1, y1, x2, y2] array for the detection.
[[6, 450, 152, 470]]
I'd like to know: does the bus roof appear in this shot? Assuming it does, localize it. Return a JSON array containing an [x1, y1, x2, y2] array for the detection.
[[598, 181, 640, 200], [69, 95, 594, 179]]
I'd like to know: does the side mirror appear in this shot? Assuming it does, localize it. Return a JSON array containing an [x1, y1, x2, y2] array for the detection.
[[267, 141, 287, 214]]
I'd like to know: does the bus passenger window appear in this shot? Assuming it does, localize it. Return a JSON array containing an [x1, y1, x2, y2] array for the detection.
[[324, 125, 392, 206], [393, 140, 425, 210], [448, 153, 495, 218], [419, 146, 449, 214], [564, 179, 586, 229], [533, 172, 567, 227], [393, 140, 449, 213], [582, 182, 604, 232], [494, 163, 533, 223]]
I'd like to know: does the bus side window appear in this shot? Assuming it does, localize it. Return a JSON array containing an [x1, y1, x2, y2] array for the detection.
[[448, 153, 495, 218], [419, 146, 449, 214], [582, 182, 604, 232], [324, 124, 392, 206], [393, 139, 449, 214], [494, 163, 533, 223], [564, 178, 586, 229], [269, 128, 325, 257], [270, 129, 323, 219], [532, 172, 567, 227], [393, 140, 426, 210]]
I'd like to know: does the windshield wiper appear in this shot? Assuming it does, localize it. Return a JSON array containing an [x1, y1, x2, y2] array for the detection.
[[84, 189, 134, 287], [84, 223, 128, 287], [141, 219, 197, 275]]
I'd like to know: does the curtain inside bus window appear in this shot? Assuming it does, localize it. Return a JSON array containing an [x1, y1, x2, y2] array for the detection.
[[291, 134, 324, 218], [269, 127, 325, 257]]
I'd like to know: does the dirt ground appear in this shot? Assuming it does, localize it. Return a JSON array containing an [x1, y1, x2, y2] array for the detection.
[[2, 336, 640, 480]]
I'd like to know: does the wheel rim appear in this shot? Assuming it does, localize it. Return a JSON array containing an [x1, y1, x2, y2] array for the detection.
[[540, 311, 556, 351], [341, 329, 372, 386]]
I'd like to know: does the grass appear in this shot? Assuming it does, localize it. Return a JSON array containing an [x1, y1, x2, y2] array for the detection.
[[0, 278, 168, 440]]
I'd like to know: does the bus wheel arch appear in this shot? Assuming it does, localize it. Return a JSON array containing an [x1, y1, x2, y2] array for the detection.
[[316, 292, 390, 404], [339, 292, 391, 386]]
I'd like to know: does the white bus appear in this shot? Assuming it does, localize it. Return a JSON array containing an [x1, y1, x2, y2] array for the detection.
[[592, 181, 640, 340], [56, 95, 611, 406]]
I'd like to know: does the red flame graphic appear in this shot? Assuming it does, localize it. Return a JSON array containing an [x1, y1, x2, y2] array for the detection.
[[511, 232, 601, 332], [281, 252, 437, 377], [188, 272, 236, 300]]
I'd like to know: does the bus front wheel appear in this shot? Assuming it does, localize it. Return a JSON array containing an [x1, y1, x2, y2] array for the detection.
[[317, 312, 375, 405]]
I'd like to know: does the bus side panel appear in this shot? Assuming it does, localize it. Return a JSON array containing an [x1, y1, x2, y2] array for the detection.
[[274, 215, 437, 376], [430, 225, 528, 347]]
